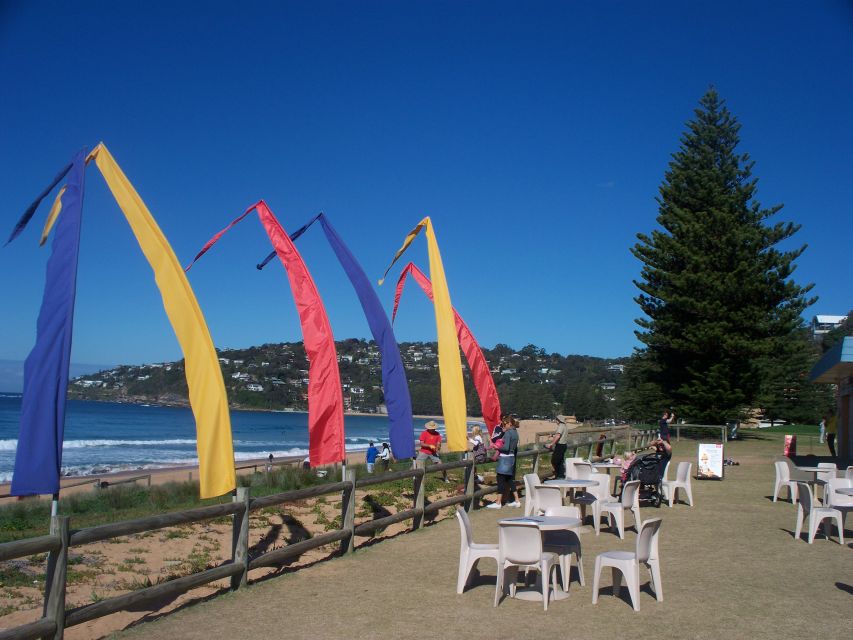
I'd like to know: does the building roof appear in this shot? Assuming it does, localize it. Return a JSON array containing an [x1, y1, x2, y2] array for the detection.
[[814, 314, 847, 324], [810, 336, 853, 384]]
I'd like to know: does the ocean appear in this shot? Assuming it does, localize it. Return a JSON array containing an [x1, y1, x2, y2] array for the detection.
[[0, 394, 451, 482]]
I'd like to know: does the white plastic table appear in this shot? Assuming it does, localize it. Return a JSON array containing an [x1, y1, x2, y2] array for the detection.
[[497, 516, 582, 602], [836, 487, 853, 497]]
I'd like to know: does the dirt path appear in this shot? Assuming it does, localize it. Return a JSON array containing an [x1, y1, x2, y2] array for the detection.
[[113, 451, 851, 640]]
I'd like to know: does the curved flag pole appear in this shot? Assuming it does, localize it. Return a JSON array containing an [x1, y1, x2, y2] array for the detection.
[[187, 201, 346, 467], [394, 262, 501, 434], [378, 218, 467, 452], [257, 213, 415, 460], [7, 144, 236, 499]]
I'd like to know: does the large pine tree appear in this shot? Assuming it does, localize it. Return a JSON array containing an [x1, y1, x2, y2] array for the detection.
[[630, 88, 815, 423]]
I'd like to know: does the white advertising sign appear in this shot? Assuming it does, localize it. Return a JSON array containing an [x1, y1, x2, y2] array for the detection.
[[697, 442, 724, 480]]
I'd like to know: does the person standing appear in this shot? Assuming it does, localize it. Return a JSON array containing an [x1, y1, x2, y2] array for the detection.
[[818, 416, 826, 444], [658, 409, 675, 442], [417, 421, 449, 482], [545, 419, 570, 479], [826, 414, 837, 458], [487, 415, 520, 508], [366, 442, 379, 473], [377, 442, 394, 471]]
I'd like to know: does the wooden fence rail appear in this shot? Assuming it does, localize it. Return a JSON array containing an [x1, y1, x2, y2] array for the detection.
[[0, 445, 564, 640]]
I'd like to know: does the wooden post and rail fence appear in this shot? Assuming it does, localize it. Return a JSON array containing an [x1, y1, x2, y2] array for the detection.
[[0, 432, 641, 640]]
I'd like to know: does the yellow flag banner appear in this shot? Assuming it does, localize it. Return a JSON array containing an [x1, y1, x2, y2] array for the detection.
[[88, 144, 236, 498], [380, 217, 467, 452]]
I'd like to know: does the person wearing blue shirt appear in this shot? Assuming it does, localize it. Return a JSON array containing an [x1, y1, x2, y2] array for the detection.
[[366, 442, 379, 473]]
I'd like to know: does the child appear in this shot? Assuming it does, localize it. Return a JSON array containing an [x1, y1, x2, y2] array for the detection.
[[488, 425, 505, 462], [619, 451, 636, 484]]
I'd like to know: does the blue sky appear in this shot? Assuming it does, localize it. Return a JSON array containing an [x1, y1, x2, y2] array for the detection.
[[1, 1, 851, 375]]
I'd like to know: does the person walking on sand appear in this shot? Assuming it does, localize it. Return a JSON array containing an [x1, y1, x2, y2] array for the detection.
[[377, 442, 394, 471], [366, 442, 379, 473], [487, 415, 520, 509], [417, 421, 449, 482], [545, 417, 570, 479], [819, 416, 826, 444]]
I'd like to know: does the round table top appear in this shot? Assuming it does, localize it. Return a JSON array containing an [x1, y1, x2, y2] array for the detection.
[[593, 462, 621, 469], [498, 515, 582, 531], [796, 466, 830, 473], [836, 487, 853, 496], [544, 478, 599, 487]]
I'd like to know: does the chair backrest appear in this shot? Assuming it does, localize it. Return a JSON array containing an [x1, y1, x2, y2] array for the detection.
[[574, 462, 593, 480], [846, 466, 853, 480], [622, 480, 640, 508], [543, 505, 581, 519], [796, 482, 814, 513], [662, 460, 671, 482], [676, 461, 692, 482], [456, 507, 473, 546], [635, 517, 663, 563], [775, 460, 790, 482], [825, 478, 853, 507], [816, 464, 836, 483], [588, 473, 611, 500], [564, 457, 583, 479], [533, 485, 563, 513], [499, 521, 543, 565], [523, 473, 540, 516]]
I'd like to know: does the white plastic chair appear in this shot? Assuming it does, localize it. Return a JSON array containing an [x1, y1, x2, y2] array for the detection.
[[579, 472, 611, 533], [455, 508, 499, 594], [494, 521, 560, 610], [794, 482, 844, 545], [564, 457, 584, 479], [824, 478, 853, 529], [542, 505, 585, 591], [532, 485, 564, 515], [662, 462, 694, 507], [523, 473, 541, 516], [815, 463, 837, 503], [592, 517, 663, 611], [573, 462, 593, 480], [597, 480, 641, 539], [845, 466, 853, 481], [772, 460, 798, 503]]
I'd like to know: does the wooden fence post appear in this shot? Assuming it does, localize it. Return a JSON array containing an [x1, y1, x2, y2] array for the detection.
[[463, 457, 476, 512], [43, 515, 69, 640], [413, 461, 425, 530], [230, 487, 250, 590], [341, 469, 356, 554]]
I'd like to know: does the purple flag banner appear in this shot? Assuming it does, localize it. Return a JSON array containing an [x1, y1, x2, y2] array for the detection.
[[8, 149, 88, 496]]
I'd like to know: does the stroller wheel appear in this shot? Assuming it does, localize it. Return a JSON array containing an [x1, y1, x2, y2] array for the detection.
[[653, 484, 662, 508]]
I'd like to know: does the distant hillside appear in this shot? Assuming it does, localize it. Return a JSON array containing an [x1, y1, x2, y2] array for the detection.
[[67, 340, 629, 420]]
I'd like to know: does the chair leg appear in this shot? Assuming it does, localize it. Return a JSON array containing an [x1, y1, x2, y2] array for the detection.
[[613, 509, 625, 539], [592, 556, 602, 604], [834, 514, 845, 545], [773, 479, 780, 502], [575, 548, 585, 586], [794, 506, 804, 541], [560, 554, 570, 592], [685, 482, 694, 506], [808, 514, 818, 544], [457, 555, 471, 594], [493, 565, 503, 607], [626, 564, 640, 612], [668, 486, 676, 508], [541, 560, 550, 611], [648, 559, 663, 601]]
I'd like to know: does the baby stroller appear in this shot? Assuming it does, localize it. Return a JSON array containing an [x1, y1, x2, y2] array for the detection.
[[626, 453, 666, 507]]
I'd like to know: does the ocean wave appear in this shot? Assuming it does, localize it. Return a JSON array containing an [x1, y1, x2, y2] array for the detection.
[[0, 438, 203, 451]]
